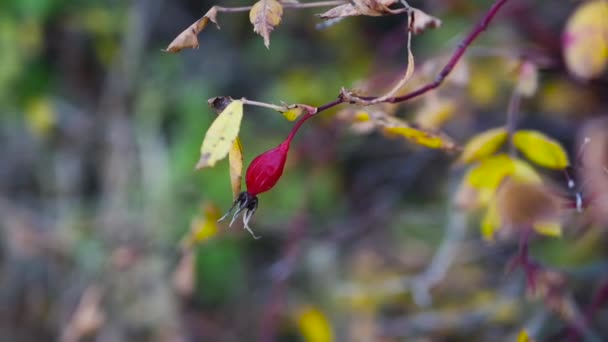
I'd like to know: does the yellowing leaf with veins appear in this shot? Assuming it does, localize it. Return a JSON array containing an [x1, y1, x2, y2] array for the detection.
[[250, 0, 283, 48], [196, 100, 244, 169], [513, 130, 569, 169], [228, 139, 243, 200], [534, 220, 562, 237], [165, 7, 219, 53], [458, 127, 508, 164], [297, 306, 333, 342], [563, 0, 608, 79]]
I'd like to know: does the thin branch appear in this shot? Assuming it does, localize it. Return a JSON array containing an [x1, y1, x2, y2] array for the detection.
[[241, 98, 285, 112], [506, 89, 521, 156], [214, 0, 346, 13]]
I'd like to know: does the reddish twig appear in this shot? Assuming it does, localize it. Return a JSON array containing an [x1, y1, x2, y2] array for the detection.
[[290, 0, 511, 130]]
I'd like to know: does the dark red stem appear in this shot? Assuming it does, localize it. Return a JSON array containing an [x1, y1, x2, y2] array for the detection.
[[303, 0, 511, 119]]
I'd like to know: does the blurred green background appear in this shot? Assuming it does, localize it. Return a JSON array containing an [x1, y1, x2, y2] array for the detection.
[[1, 0, 608, 341]]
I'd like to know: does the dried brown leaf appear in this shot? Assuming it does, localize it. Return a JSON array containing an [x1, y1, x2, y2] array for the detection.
[[165, 7, 219, 53], [250, 0, 284, 48], [228, 138, 243, 200], [319, 0, 402, 19], [410, 8, 441, 35]]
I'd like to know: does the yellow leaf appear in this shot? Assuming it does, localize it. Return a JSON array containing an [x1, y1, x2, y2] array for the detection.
[[466, 154, 514, 190], [512, 159, 542, 184], [249, 0, 283, 48], [458, 127, 508, 164], [517, 329, 535, 342], [563, 0, 608, 79], [180, 204, 220, 250], [25, 97, 55, 138], [534, 220, 562, 237], [297, 306, 333, 342], [513, 130, 570, 169], [196, 100, 244, 169], [282, 107, 304, 121], [165, 7, 219, 53], [381, 118, 457, 151], [414, 98, 455, 130], [228, 138, 243, 200], [481, 198, 500, 241]]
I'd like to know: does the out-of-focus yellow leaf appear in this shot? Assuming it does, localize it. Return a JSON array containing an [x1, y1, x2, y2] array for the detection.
[[196, 100, 244, 169], [563, 0, 608, 79], [382, 122, 457, 150], [228, 138, 243, 200], [249, 0, 283, 48], [465, 155, 541, 208], [180, 204, 220, 250], [414, 98, 455, 130], [517, 329, 534, 342], [165, 7, 219, 53], [512, 159, 542, 184], [466, 154, 514, 190], [513, 130, 569, 169], [469, 64, 498, 107], [458, 127, 508, 164], [25, 97, 55, 138], [297, 306, 333, 342], [534, 220, 562, 237], [481, 198, 500, 241]]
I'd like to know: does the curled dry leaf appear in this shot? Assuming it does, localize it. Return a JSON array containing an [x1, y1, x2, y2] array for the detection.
[[562, 0, 608, 79], [410, 8, 441, 35], [228, 138, 244, 200], [196, 99, 244, 169], [319, 0, 404, 19], [250, 0, 284, 48], [165, 7, 219, 53], [513, 130, 570, 169]]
